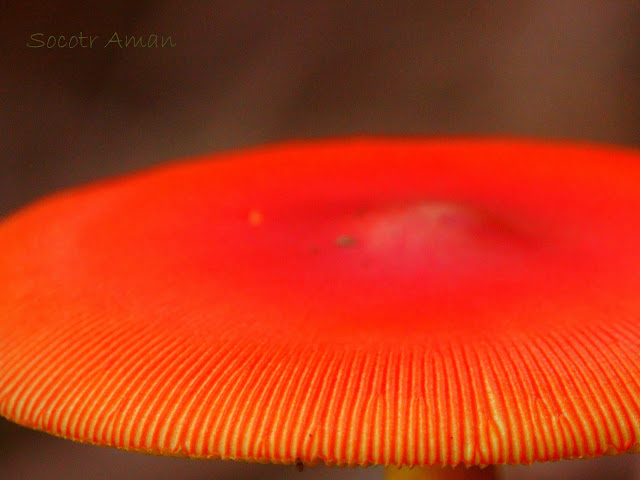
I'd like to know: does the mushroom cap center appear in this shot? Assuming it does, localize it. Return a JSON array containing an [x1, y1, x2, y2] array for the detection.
[[355, 200, 529, 271]]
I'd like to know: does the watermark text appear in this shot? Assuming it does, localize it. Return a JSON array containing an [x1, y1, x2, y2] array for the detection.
[[27, 32, 177, 49]]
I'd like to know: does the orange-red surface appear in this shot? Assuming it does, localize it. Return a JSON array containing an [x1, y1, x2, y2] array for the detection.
[[0, 138, 639, 467]]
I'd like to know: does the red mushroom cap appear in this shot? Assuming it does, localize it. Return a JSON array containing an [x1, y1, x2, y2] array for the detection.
[[0, 138, 639, 467]]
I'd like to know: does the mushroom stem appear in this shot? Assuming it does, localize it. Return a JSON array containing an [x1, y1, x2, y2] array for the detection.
[[384, 465, 499, 480]]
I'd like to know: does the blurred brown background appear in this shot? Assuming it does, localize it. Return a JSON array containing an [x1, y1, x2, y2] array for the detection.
[[1, 1, 640, 479]]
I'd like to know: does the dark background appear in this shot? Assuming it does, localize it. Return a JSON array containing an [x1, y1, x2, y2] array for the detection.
[[1, 2, 640, 479]]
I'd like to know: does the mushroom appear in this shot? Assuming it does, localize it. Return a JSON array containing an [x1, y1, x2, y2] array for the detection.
[[0, 138, 639, 480]]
